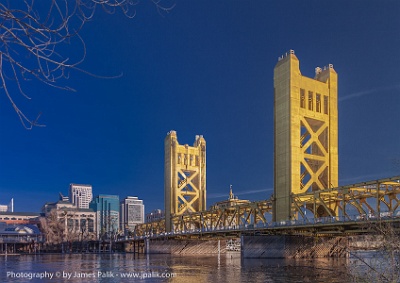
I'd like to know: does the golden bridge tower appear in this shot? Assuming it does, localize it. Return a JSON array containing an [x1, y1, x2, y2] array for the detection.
[[273, 50, 338, 221], [164, 131, 206, 232]]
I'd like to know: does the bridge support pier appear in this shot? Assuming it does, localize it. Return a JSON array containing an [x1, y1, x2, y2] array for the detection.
[[241, 235, 348, 258], [124, 240, 146, 254], [127, 238, 227, 255]]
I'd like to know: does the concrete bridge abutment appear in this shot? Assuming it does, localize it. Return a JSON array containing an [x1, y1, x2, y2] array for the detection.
[[241, 235, 348, 258], [125, 238, 228, 255], [125, 234, 390, 258]]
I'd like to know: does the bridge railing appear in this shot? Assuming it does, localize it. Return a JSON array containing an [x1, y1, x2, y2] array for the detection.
[[130, 176, 400, 239], [126, 212, 400, 241], [293, 176, 400, 221]]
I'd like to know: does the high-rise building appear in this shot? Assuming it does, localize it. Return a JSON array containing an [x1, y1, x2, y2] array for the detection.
[[69, 184, 93, 209], [120, 196, 144, 233], [89, 194, 119, 238], [273, 50, 338, 221]]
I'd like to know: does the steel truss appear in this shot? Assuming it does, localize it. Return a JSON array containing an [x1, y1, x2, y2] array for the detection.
[[133, 176, 400, 237], [172, 200, 273, 232], [292, 176, 400, 220]]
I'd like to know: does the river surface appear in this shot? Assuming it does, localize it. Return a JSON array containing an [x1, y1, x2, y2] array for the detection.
[[0, 252, 384, 282]]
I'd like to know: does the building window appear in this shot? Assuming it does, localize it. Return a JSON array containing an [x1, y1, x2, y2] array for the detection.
[[316, 93, 321, 113], [80, 219, 87, 232], [300, 89, 305, 108], [324, 95, 329, 114], [308, 91, 313, 111], [88, 219, 94, 232], [67, 219, 74, 231]]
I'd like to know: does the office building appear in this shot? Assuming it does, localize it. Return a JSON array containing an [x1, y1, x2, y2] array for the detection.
[[120, 196, 144, 233], [69, 184, 93, 209], [90, 195, 119, 238]]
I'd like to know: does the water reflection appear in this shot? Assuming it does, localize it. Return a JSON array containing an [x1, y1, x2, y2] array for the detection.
[[0, 253, 353, 283]]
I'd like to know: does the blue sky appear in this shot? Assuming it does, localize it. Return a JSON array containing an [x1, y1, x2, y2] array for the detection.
[[0, 1, 399, 213]]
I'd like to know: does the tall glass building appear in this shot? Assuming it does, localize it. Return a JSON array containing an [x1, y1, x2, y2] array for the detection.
[[89, 195, 119, 238]]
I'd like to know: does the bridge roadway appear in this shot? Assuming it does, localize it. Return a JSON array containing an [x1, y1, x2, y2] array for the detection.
[[125, 176, 400, 242], [120, 214, 400, 243]]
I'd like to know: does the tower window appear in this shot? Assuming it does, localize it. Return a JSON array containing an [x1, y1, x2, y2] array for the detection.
[[316, 93, 321, 113], [300, 89, 305, 108], [308, 91, 313, 111], [323, 96, 329, 114]]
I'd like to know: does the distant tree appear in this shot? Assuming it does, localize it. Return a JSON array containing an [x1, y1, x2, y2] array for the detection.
[[0, 0, 173, 129], [39, 209, 65, 251]]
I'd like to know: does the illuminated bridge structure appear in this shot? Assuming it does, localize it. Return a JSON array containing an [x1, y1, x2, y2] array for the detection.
[[132, 176, 400, 239], [125, 51, 399, 256]]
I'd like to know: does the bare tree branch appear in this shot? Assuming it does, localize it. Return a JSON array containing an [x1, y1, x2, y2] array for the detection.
[[0, 0, 174, 129]]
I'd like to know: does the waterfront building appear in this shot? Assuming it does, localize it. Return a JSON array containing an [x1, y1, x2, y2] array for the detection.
[[69, 183, 93, 209], [41, 200, 96, 241], [0, 198, 13, 212], [0, 223, 43, 253], [120, 196, 144, 233], [89, 195, 119, 238], [0, 212, 40, 225], [145, 209, 165, 223]]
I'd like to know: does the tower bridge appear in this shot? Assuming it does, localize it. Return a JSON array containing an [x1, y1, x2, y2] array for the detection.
[[125, 51, 400, 257]]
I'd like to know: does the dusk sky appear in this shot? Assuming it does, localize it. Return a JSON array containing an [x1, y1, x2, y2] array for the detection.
[[0, 1, 399, 213]]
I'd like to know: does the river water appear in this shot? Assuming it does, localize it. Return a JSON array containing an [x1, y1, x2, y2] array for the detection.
[[0, 252, 384, 282]]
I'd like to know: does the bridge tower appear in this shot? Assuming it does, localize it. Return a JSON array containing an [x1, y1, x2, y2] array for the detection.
[[273, 50, 338, 221], [164, 131, 206, 232]]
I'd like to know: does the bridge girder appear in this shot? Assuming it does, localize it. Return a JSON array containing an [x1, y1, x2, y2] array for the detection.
[[133, 176, 400, 238]]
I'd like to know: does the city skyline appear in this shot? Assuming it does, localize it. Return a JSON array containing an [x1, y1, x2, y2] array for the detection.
[[1, 1, 399, 213]]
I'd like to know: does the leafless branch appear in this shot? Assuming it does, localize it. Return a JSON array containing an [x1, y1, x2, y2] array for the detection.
[[348, 221, 400, 282], [0, 0, 174, 129]]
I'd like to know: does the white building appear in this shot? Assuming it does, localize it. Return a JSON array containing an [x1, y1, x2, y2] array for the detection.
[[69, 184, 93, 209], [0, 198, 13, 212], [120, 196, 144, 233], [145, 209, 164, 223], [42, 200, 96, 241]]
